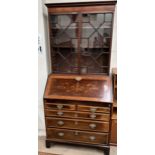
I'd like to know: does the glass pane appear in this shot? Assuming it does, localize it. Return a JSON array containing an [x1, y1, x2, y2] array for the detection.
[[82, 14, 89, 22], [51, 14, 78, 27], [89, 32, 104, 48], [81, 39, 88, 48], [80, 13, 113, 74], [98, 28, 112, 37], [90, 14, 104, 28], [82, 23, 94, 38], [105, 13, 113, 22], [50, 14, 79, 74]]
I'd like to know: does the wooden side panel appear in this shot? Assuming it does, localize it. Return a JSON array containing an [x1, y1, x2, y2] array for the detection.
[[110, 119, 117, 145]]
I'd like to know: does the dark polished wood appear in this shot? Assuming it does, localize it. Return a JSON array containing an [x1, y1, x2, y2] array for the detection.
[[47, 5, 115, 14], [45, 102, 76, 111], [77, 105, 110, 113], [45, 140, 51, 148], [43, 74, 113, 155], [43, 1, 117, 155], [46, 117, 110, 132], [45, 1, 117, 8], [110, 119, 117, 145], [112, 68, 117, 102], [110, 68, 117, 146], [45, 109, 110, 121], [104, 147, 110, 155], [46, 1, 116, 75], [47, 128, 109, 145], [44, 74, 113, 103]]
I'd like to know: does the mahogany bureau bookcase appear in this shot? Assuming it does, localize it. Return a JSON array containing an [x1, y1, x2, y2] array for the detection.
[[43, 1, 117, 155]]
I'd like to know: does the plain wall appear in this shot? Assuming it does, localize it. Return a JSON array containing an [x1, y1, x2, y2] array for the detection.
[[38, 0, 117, 136], [38, 0, 49, 136]]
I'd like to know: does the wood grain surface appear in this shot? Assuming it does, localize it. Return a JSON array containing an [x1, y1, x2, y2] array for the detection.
[[44, 74, 113, 103]]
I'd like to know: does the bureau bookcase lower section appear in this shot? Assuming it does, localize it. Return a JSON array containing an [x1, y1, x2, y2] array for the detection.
[[43, 74, 113, 155], [44, 99, 112, 155]]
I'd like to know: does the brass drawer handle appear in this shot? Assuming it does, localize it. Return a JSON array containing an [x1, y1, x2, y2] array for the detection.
[[89, 136, 96, 141], [90, 107, 97, 113], [89, 123, 96, 129], [75, 76, 82, 81], [74, 113, 78, 117], [57, 104, 63, 110], [74, 121, 78, 125], [90, 114, 96, 119], [57, 111, 64, 116], [74, 131, 79, 136], [57, 120, 64, 126], [58, 132, 64, 137]]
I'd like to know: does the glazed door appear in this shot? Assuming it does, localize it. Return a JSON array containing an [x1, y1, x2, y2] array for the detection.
[[49, 13, 80, 74], [49, 12, 113, 74], [80, 13, 113, 74]]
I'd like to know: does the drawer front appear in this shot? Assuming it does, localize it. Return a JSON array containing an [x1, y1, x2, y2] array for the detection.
[[47, 128, 108, 145], [78, 105, 110, 113], [46, 117, 109, 132], [45, 110, 110, 121], [45, 103, 76, 111], [78, 112, 110, 121], [45, 109, 75, 118]]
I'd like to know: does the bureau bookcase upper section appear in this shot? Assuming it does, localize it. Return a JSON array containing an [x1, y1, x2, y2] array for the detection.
[[45, 1, 117, 75]]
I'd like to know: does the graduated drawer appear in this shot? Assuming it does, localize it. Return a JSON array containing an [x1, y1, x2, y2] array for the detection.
[[46, 117, 109, 132], [45, 103, 76, 111], [47, 128, 108, 145], [45, 109, 110, 121], [78, 105, 110, 113]]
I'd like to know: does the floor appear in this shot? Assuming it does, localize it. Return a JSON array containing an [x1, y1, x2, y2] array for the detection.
[[38, 136, 117, 155]]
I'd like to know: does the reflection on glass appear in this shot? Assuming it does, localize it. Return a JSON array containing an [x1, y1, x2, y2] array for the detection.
[[81, 13, 113, 74], [82, 23, 94, 38], [81, 39, 88, 48], [98, 28, 111, 37], [90, 14, 104, 28], [82, 14, 89, 22], [51, 14, 78, 27], [91, 32, 104, 48], [105, 13, 113, 22], [50, 13, 113, 74], [51, 14, 78, 48], [50, 14, 79, 73]]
